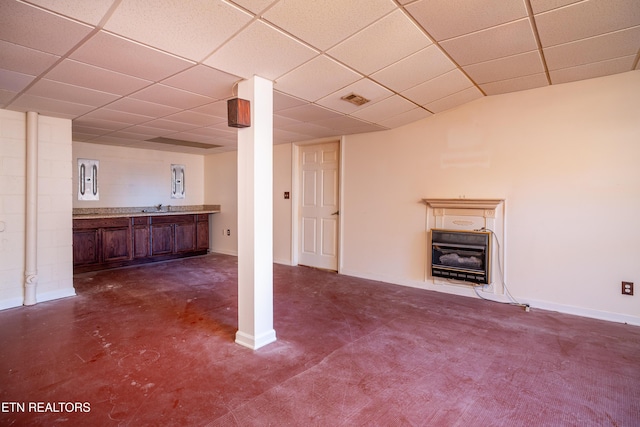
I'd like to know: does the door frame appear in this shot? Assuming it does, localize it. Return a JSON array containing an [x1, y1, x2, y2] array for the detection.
[[291, 137, 344, 272]]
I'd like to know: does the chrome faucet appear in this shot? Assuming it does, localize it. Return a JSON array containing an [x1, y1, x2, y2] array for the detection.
[[155, 204, 163, 211]]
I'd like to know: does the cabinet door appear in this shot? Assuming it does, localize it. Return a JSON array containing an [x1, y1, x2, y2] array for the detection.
[[196, 215, 209, 250], [73, 229, 99, 266], [133, 226, 150, 258], [102, 227, 131, 262], [175, 221, 196, 253], [151, 223, 174, 255]]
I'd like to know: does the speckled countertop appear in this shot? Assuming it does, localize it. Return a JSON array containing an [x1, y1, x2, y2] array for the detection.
[[73, 204, 221, 219]]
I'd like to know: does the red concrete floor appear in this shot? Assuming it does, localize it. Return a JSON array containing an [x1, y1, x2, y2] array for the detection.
[[1, 253, 639, 426]]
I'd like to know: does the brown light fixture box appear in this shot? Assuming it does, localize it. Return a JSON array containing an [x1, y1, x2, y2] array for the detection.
[[227, 98, 251, 128]]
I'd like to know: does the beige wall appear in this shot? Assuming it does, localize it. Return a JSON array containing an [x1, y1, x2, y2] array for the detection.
[[204, 143, 293, 265], [341, 71, 640, 324], [73, 142, 205, 209], [0, 110, 75, 309]]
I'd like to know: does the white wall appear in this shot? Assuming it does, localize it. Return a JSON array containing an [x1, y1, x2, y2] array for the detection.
[[0, 110, 75, 309], [341, 71, 640, 324], [73, 142, 205, 208], [204, 143, 293, 264]]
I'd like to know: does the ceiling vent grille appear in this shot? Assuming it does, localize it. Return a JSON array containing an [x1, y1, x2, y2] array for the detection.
[[340, 93, 370, 106]]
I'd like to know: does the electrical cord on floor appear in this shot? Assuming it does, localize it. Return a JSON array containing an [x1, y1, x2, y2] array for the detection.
[[473, 227, 530, 312]]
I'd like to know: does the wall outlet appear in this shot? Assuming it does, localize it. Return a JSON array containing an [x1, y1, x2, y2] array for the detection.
[[226, 229, 231, 236], [622, 281, 634, 295]]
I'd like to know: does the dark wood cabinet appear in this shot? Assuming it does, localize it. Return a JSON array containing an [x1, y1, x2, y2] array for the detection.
[[73, 214, 209, 273]]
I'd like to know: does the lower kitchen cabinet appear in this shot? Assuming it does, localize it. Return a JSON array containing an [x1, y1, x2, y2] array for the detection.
[[73, 214, 209, 273]]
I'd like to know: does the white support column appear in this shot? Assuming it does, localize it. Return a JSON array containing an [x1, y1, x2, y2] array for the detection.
[[24, 111, 38, 306], [235, 76, 276, 350]]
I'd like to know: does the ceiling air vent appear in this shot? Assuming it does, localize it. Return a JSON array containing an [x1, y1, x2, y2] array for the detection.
[[340, 93, 370, 106]]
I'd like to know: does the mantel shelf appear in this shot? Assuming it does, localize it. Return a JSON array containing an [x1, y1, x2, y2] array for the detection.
[[422, 198, 504, 210]]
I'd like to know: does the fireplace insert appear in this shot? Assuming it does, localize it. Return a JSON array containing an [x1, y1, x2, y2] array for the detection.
[[431, 229, 491, 284]]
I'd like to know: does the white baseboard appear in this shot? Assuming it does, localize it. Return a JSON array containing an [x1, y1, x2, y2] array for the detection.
[[37, 287, 77, 304], [0, 297, 24, 311], [338, 268, 640, 326], [209, 249, 238, 256]]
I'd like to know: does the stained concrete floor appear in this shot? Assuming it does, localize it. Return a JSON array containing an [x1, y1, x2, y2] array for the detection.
[[1, 253, 639, 426]]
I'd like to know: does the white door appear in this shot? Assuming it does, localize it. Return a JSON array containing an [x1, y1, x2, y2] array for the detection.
[[298, 142, 339, 271]]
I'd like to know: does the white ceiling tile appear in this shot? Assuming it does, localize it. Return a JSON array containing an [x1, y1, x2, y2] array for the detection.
[[274, 56, 360, 102], [76, 109, 151, 125], [228, 0, 277, 14], [0, 89, 17, 106], [276, 104, 342, 122], [163, 110, 225, 128], [26, 79, 119, 107], [549, 55, 637, 84], [424, 86, 484, 113], [104, 0, 253, 61], [285, 124, 337, 139], [25, 0, 116, 25], [480, 73, 549, 95], [377, 107, 433, 128], [313, 115, 384, 133], [191, 101, 229, 120], [316, 79, 392, 114], [141, 119, 200, 133], [371, 45, 456, 92], [0, 1, 93, 55], [463, 50, 545, 84], [535, 0, 640, 47], [327, 9, 432, 75], [0, 40, 60, 76], [45, 59, 152, 95], [73, 117, 131, 132], [0, 69, 35, 93], [405, 0, 528, 41], [544, 26, 640, 71], [130, 84, 214, 110], [161, 66, 240, 100], [104, 97, 181, 118], [440, 18, 538, 66], [402, 69, 473, 105], [529, 0, 582, 14], [10, 94, 94, 118], [70, 31, 194, 81], [350, 95, 417, 122], [203, 21, 318, 81], [263, 0, 395, 51], [273, 91, 308, 111]]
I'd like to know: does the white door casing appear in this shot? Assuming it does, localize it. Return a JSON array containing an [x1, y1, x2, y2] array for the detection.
[[298, 142, 339, 271]]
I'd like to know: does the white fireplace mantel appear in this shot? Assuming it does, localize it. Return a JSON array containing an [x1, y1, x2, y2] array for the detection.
[[422, 198, 506, 295]]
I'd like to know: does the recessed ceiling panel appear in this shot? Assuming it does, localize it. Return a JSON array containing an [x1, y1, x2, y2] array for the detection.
[[274, 56, 360, 102], [0, 40, 59, 76], [70, 31, 194, 81], [463, 50, 545, 84], [378, 107, 433, 129], [544, 26, 640, 71], [351, 95, 417, 122], [549, 55, 637, 84], [406, 0, 528, 41], [263, 0, 395, 51], [479, 73, 548, 95], [130, 84, 214, 110], [327, 9, 432, 75], [529, 0, 583, 14], [424, 86, 484, 113], [277, 104, 343, 123], [440, 18, 538, 66], [0, 1, 93, 55], [0, 69, 34, 93], [535, 0, 640, 47], [104, 97, 181, 118], [25, 79, 119, 107], [203, 21, 318, 81], [105, 0, 253, 61], [402, 69, 473, 106], [161, 65, 240, 100], [26, 0, 117, 25], [45, 59, 152, 95], [371, 45, 456, 92]]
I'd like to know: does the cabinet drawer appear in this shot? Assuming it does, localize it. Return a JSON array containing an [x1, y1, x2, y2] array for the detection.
[[132, 216, 150, 225], [73, 217, 130, 229]]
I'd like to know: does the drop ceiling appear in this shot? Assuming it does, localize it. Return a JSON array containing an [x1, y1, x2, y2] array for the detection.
[[1, 0, 638, 154]]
